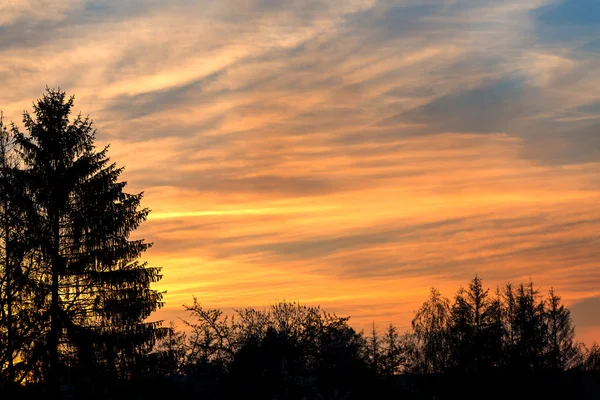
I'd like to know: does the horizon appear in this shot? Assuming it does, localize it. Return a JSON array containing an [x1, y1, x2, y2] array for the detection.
[[1, 0, 599, 346]]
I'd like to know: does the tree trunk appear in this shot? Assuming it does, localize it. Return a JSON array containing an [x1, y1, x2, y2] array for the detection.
[[47, 214, 61, 397]]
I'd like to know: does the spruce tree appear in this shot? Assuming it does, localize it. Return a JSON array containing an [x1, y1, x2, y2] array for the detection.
[[0, 117, 40, 387], [486, 287, 505, 368], [545, 288, 576, 370], [512, 281, 546, 371], [381, 324, 402, 375], [447, 277, 496, 372], [13, 88, 164, 393], [367, 322, 382, 375], [0, 117, 19, 387], [466, 275, 494, 370], [448, 287, 473, 371], [503, 283, 517, 366], [584, 343, 600, 371]]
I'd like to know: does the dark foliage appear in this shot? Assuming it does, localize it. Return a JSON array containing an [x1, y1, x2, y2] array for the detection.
[[134, 279, 599, 399], [0, 89, 165, 395], [180, 300, 375, 399]]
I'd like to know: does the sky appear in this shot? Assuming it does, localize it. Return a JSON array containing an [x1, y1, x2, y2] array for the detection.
[[0, 0, 599, 344]]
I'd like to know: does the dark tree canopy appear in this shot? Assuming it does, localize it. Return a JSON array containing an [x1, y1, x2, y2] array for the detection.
[[181, 300, 372, 399], [411, 287, 450, 373], [447, 275, 504, 371], [0, 88, 165, 394], [545, 288, 578, 370], [143, 280, 598, 400]]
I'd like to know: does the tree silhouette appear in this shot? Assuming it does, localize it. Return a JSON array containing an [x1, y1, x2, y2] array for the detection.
[[486, 286, 505, 368], [544, 288, 577, 370], [411, 287, 450, 373], [0, 117, 18, 386], [511, 281, 546, 371], [182, 300, 373, 399], [0, 118, 21, 388], [10, 88, 164, 394], [402, 277, 593, 376], [583, 342, 600, 371], [466, 276, 491, 369], [367, 322, 382, 375], [447, 276, 505, 371], [448, 286, 473, 371], [502, 282, 518, 363], [381, 323, 403, 375], [0, 116, 43, 388]]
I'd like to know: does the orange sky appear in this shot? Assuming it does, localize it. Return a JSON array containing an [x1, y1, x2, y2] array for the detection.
[[0, 0, 599, 344]]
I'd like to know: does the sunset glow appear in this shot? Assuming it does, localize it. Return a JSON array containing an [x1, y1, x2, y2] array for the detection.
[[1, 0, 599, 345]]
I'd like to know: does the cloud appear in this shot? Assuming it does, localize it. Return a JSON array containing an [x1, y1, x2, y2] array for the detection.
[[385, 78, 536, 134], [0, 0, 80, 26], [570, 297, 600, 328], [1, 0, 600, 343]]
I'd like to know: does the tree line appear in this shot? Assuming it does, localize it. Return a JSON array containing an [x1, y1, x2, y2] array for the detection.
[[0, 89, 598, 399], [380, 277, 594, 374], [138, 277, 598, 399]]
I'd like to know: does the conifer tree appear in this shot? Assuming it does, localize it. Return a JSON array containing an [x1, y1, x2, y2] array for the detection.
[[503, 283, 517, 366], [367, 322, 382, 375], [447, 277, 498, 371], [466, 275, 496, 370], [0, 117, 40, 387], [583, 343, 600, 371], [544, 288, 577, 370], [0, 117, 19, 386], [13, 88, 164, 394], [512, 281, 546, 371], [448, 287, 473, 370], [381, 324, 402, 375], [486, 287, 505, 368]]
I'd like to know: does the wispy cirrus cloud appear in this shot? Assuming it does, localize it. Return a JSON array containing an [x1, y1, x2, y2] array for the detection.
[[1, 0, 599, 340]]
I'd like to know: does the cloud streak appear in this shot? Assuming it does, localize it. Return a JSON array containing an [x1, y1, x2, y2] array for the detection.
[[1, 0, 599, 341]]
